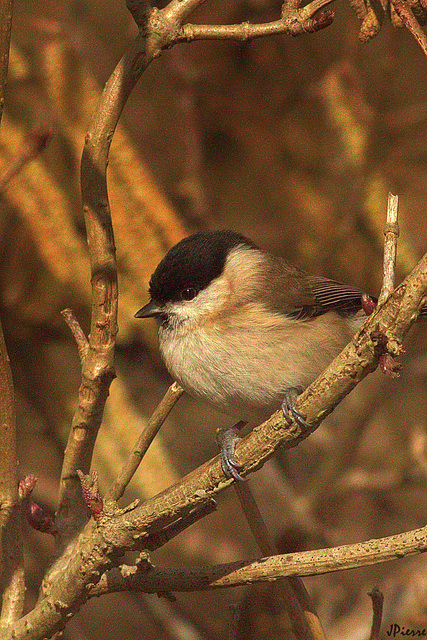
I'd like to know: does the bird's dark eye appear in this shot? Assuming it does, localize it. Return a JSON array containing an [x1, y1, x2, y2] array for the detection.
[[181, 287, 197, 301]]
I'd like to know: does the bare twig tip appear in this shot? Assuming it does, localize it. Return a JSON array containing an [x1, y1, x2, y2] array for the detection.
[[368, 586, 384, 640], [61, 308, 89, 361]]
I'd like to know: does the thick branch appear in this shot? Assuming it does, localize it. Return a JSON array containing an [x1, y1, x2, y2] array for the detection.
[[0, 319, 23, 626]]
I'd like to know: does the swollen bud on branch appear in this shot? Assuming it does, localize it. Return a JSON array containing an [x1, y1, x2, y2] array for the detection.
[[77, 470, 104, 520], [289, 10, 334, 35], [19, 475, 57, 535], [26, 501, 57, 535]]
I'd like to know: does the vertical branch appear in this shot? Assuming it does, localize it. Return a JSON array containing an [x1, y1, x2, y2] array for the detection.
[[0, 0, 25, 625], [55, 34, 154, 542], [368, 587, 384, 640], [0, 0, 13, 122], [378, 193, 399, 305], [0, 321, 24, 626], [55, 0, 212, 542]]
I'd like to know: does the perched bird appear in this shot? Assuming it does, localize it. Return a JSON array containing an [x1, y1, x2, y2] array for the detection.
[[135, 230, 371, 480]]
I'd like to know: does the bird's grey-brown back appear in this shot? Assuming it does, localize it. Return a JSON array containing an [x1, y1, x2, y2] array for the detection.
[[144, 231, 365, 421]]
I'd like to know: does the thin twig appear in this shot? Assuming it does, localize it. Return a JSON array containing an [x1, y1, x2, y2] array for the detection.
[[368, 586, 384, 640], [61, 309, 89, 362], [90, 521, 427, 596], [235, 482, 326, 640], [174, 0, 335, 45], [106, 382, 185, 502], [389, 0, 427, 59], [378, 193, 399, 305]]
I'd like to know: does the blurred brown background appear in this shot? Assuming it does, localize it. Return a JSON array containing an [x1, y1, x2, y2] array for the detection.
[[2, 0, 427, 638]]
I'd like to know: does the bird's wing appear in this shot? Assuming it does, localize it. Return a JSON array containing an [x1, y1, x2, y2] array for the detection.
[[304, 276, 373, 317], [260, 255, 374, 319]]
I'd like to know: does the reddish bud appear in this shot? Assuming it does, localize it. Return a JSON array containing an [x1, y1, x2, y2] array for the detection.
[[26, 501, 57, 534], [362, 293, 377, 316], [379, 353, 403, 378], [302, 10, 334, 33], [19, 475, 37, 499], [77, 470, 104, 520]]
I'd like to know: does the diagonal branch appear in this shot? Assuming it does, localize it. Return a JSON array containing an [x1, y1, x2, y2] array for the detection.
[[105, 382, 184, 502], [389, 0, 427, 59], [90, 520, 427, 596]]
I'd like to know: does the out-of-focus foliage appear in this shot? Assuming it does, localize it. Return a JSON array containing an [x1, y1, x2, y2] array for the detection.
[[3, 1, 427, 639]]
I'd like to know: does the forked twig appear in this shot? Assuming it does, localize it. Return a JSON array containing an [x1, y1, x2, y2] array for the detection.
[[61, 309, 89, 362], [90, 520, 427, 595]]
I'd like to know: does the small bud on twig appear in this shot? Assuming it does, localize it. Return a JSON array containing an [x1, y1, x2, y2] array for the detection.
[[26, 501, 57, 535], [362, 293, 377, 316], [77, 470, 104, 520], [18, 474, 37, 500]]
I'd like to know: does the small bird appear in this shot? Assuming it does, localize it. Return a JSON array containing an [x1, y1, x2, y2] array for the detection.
[[135, 230, 371, 480]]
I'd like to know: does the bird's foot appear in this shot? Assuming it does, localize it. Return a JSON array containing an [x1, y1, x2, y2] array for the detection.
[[282, 386, 311, 429], [216, 425, 246, 482]]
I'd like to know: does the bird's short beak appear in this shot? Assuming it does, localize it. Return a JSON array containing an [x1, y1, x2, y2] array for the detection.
[[134, 300, 164, 319]]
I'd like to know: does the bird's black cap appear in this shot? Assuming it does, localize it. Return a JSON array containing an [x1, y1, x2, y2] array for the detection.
[[148, 230, 258, 305]]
